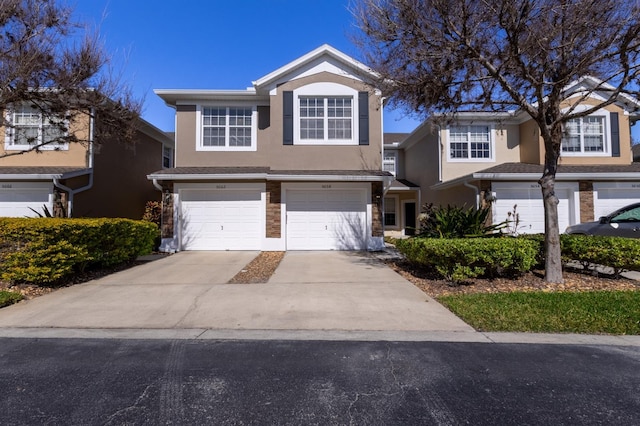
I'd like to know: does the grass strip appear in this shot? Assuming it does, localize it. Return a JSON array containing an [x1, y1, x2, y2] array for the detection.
[[0, 290, 23, 308], [438, 290, 640, 335]]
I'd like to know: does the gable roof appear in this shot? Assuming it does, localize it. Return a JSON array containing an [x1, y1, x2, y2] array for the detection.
[[252, 44, 379, 93], [155, 45, 379, 106], [562, 76, 640, 115]]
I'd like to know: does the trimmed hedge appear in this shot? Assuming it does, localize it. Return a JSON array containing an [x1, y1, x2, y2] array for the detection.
[[0, 218, 158, 285], [561, 234, 640, 276], [395, 234, 640, 282], [395, 237, 539, 282]]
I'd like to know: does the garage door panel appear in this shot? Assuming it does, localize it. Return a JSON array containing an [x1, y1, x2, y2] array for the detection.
[[0, 188, 52, 218], [594, 185, 640, 219], [180, 189, 261, 250], [493, 184, 572, 234], [286, 189, 367, 250]]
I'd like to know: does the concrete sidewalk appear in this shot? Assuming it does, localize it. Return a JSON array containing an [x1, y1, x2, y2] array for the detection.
[[0, 250, 638, 346]]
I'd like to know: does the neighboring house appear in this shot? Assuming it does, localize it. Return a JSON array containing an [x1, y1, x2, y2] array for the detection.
[[0, 107, 174, 219], [389, 76, 640, 235], [383, 133, 420, 237], [150, 44, 391, 252]]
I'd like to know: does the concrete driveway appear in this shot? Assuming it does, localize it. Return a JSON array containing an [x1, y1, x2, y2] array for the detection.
[[0, 251, 475, 339]]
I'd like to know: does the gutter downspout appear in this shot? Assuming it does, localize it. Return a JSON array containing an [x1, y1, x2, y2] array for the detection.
[[437, 124, 443, 183], [380, 96, 386, 172], [52, 108, 95, 217], [463, 179, 480, 209], [152, 178, 163, 192]]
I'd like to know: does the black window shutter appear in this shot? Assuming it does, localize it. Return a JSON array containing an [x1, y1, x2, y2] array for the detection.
[[358, 91, 369, 145], [258, 106, 270, 130], [610, 112, 620, 157], [283, 91, 293, 145]]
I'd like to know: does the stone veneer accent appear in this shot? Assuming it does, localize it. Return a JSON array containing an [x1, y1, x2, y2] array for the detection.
[[53, 188, 67, 218], [579, 181, 594, 223], [478, 180, 492, 209], [266, 181, 282, 238], [161, 183, 174, 238], [371, 181, 384, 237]]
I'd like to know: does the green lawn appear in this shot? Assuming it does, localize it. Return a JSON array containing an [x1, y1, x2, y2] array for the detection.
[[0, 290, 23, 308], [438, 290, 640, 335]]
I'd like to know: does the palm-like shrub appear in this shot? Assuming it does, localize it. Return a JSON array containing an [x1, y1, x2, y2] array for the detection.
[[418, 204, 506, 238]]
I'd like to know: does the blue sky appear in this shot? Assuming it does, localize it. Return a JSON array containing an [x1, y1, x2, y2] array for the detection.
[[72, 0, 422, 134]]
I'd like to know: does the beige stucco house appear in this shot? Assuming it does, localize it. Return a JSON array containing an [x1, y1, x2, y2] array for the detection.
[[150, 45, 391, 252], [0, 107, 174, 219], [385, 76, 640, 236]]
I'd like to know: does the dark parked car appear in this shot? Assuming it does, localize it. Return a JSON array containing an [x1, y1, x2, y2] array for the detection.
[[566, 203, 640, 238]]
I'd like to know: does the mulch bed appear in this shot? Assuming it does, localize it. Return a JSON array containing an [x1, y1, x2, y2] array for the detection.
[[0, 259, 148, 300], [227, 251, 286, 284], [385, 259, 640, 298]]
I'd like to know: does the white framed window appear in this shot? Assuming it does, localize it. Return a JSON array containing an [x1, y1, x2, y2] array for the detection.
[[383, 151, 397, 176], [562, 116, 606, 154], [384, 197, 397, 227], [163, 145, 173, 168], [293, 82, 359, 145], [197, 105, 257, 151], [299, 96, 352, 141], [4, 104, 68, 151], [447, 124, 493, 161]]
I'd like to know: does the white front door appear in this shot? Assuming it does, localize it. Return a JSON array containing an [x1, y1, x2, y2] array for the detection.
[[286, 189, 367, 250], [180, 189, 262, 250]]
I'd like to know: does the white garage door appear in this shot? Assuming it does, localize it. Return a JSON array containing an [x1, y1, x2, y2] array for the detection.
[[0, 187, 52, 217], [493, 183, 574, 234], [286, 189, 367, 250], [180, 190, 262, 250], [593, 183, 640, 219]]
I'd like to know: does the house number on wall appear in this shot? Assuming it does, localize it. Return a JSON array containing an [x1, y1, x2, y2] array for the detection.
[[216, 185, 226, 189], [1, 184, 11, 189], [322, 185, 332, 189], [632, 184, 640, 188]]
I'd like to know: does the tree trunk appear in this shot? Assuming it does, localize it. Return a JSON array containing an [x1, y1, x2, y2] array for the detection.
[[540, 172, 564, 283], [540, 120, 565, 284]]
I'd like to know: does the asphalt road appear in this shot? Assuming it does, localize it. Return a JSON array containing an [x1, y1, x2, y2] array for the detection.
[[0, 338, 638, 425]]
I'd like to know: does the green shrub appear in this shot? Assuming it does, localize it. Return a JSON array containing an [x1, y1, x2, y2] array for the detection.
[[1, 240, 88, 284], [561, 234, 640, 277], [0, 218, 158, 285], [396, 237, 539, 282], [0, 290, 23, 308], [418, 204, 506, 238]]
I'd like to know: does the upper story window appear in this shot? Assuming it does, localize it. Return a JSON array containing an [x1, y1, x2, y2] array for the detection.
[[300, 97, 352, 141], [448, 125, 493, 161], [290, 82, 362, 146], [163, 145, 173, 168], [197, 106, 257, 151], [4, 104, 68, 151], [562, 116, 605, 154], [383, 151, 397, 176]]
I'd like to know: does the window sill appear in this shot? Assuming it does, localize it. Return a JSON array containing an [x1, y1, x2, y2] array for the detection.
[[4, 144, 69, 151], [447, 157, 495, 162], [561, 152, 609, 157], [294, 140, 359, 146], [197, 146, 257, 152]]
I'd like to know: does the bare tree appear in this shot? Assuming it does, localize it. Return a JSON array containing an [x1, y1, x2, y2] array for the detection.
[[354, 0, 640, 283], [0, 0, 141, 158]]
